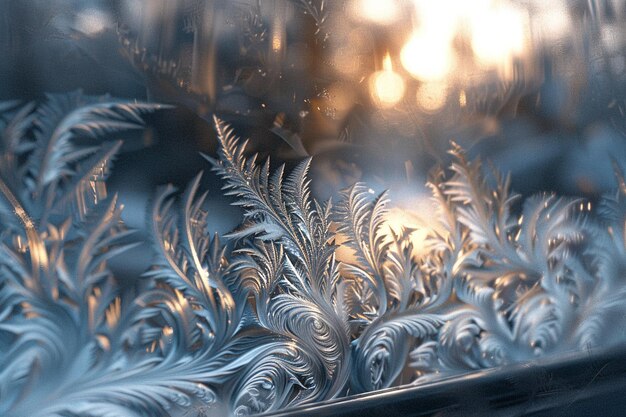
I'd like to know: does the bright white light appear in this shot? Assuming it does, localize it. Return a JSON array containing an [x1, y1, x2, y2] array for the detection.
[[352, 0, 401, 25], [412, 0, 459, 40], [413, 0, 494, 36], [370, 54, 406, 108], [470, 6, 528, 66], [401, 33, 455, 81], [385, 205, 435, 257], [450, 0, 494, 14]]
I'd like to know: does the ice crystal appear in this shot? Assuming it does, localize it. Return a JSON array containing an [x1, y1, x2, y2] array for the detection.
[[3, 95, 626, 416], [0, 92, 211, 417]]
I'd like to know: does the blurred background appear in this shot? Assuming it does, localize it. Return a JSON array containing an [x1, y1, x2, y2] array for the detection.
[[2, 0, 626, 275]]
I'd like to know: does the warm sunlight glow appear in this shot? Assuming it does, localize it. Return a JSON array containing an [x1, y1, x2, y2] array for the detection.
[[385, 207, 432, 258], [412, 0, 462, 40], [401, 32, 455, 81], [382, 53, 393, 72], [470, 6, 528, 66], [370, 53, 405, 108], [352, 0, 401, 25], [401, 0, 531, 79]]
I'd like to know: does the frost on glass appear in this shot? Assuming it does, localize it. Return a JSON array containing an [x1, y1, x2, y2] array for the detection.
[[3, 94, 626, 416]]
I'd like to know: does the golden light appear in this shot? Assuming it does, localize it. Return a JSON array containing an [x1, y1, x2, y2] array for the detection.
[[470, 5, 528, 67], [401, 32, 455, 81], [272, 32, 282, 52], [385, 206, 433, 258], [270, 4, 286, 54], [370, 53, 406, 109], [416, 82, 449, 113], [459, 90, 467, 107], [352, 0, 401, 25], [382, 53, 393, 72]]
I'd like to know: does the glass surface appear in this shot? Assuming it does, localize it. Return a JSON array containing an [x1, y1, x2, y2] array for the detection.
[[2, 1, 626, 416]]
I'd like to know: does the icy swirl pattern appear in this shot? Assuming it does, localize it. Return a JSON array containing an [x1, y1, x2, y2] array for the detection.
[[2, 94, 626, 416]]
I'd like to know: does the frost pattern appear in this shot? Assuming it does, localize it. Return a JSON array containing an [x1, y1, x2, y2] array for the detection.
[[3, 94, 626, 416]]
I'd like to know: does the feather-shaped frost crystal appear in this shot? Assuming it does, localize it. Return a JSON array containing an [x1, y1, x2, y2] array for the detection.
[[4, 97, 626, 416]]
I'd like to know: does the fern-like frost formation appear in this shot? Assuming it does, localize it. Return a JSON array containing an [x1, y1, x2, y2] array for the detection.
[[2, 93, 626, 416]]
